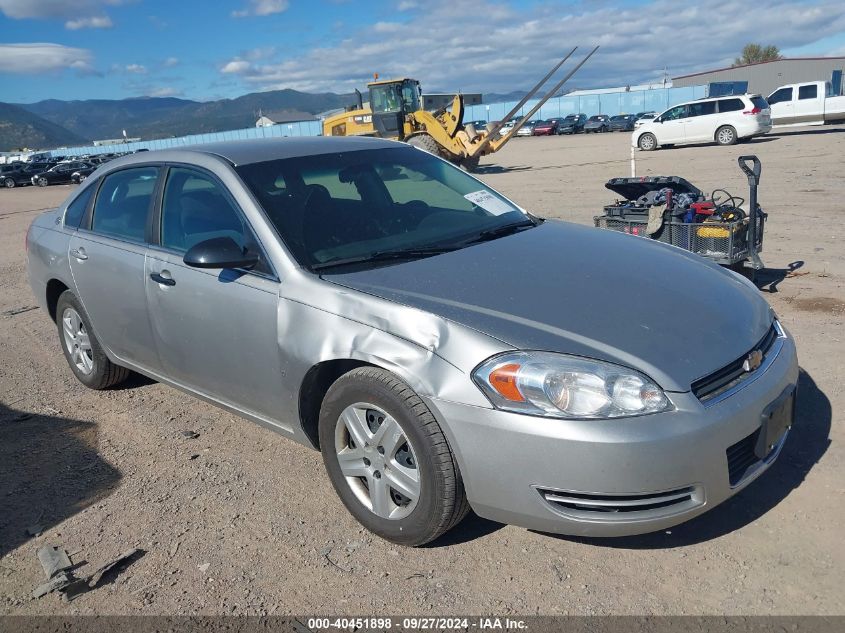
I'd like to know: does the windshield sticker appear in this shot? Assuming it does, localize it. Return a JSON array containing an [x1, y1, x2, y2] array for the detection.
[[464, 190, 515, 216]]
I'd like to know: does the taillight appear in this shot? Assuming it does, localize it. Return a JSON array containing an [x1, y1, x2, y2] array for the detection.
[[743, 107, 762, 115]]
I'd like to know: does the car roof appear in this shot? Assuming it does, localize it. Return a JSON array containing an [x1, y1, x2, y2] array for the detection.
[[104, 136, 403, 169]]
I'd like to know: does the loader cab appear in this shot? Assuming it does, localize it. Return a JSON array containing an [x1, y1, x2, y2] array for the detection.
[[368, 78, 421, 140]]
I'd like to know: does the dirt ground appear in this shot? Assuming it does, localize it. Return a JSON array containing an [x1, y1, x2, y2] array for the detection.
[[1, 127, 843, 616]]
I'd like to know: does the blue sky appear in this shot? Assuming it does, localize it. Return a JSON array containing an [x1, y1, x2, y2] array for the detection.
[[1, 0, 844, 104]]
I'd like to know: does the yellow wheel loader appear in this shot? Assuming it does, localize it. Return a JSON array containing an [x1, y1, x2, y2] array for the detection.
[[322, 46, 598, 169]]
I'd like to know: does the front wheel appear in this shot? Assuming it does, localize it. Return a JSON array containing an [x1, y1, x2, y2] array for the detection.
[[716, 125, 737, 146], [56, 290, 131, 389], [406, 133, 441, 157], [37, 177, 48, 187], [319, 367, 469, 546], [638, 132, 657, 151]]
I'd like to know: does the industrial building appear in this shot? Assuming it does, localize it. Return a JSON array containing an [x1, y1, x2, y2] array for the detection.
[[673, 57, 845, 97]]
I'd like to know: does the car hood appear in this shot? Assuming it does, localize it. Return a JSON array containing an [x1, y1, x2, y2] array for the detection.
[[325, 221, 773, 392]]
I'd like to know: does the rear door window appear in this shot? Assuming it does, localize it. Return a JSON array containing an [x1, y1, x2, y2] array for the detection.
[[688, 101, 717, 117], [91, 167, 158, 243], [798, 85, 818, 100], [717, 98, 744, 112]]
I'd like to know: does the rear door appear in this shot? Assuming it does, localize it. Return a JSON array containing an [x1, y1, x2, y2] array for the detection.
[[68, 166, 161, 371], [795, 84, 821, 123], [686, 100, 718, 141], [144, 165, 285, 422]]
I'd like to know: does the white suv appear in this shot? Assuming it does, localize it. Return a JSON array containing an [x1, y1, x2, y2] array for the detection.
[[633, 94, 771, 150]]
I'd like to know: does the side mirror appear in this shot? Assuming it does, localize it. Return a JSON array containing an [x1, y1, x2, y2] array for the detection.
[[183, 236, 259, 270]]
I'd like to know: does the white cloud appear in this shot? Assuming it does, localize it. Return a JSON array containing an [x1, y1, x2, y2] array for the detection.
[[0, 0, 125, 30], [0, 42, 95, 75], [217, 0, 845, 95], [65, 15, 113, 30], [147, 86, 182, 97], [163, 56, 179, 67], [125, 63, 147, 74], [221, 59, 252, 74], [232, 0, 288, 18], [397, 0, 417, 10]]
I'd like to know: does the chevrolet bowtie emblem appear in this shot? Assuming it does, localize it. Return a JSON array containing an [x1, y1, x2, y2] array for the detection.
[[743, 349, 764, 372]]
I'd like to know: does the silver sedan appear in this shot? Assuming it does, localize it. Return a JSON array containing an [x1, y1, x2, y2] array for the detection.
[[27, 137, 798, 545]]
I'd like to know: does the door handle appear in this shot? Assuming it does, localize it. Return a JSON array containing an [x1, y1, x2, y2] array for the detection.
[[150, 271, 176, 286], [69, 247, 87, 261]]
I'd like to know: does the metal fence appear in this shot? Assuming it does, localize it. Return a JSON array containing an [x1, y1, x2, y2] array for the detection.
[[52, 85, 706, 158], [55, 119, 324, 158], [462, 85, 707, 122]]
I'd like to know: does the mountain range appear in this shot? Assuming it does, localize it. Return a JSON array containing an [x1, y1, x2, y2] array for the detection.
[[1, 88, 532, 152]]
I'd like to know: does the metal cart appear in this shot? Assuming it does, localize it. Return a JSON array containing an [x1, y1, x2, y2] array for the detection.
[[594, 156, 766, 277]]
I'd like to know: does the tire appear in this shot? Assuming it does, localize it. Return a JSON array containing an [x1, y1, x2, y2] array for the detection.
[[56, 290, 131, 390], [638, 132, 658, 151], [37, 177, 48, 187], [407, 133, 441, 156], [716, 125, 737, 146], [3, 178, 14, 188], [459, 155, 480, 172], [319, 367, 470, 546]]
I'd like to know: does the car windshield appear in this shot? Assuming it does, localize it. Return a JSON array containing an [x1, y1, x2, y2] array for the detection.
[[236, 146, 534, 271], [611, 115, 626, 121], [588, 116, 603, 121]]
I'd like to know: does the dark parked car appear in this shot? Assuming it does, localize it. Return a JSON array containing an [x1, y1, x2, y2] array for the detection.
[[584, 115, 611, 133], [609, 114, 638, 132], [532, 119, 561, 136], [557, 113, 587, 134], [2, 162, 52, 188], [31, 162, 95, 187]]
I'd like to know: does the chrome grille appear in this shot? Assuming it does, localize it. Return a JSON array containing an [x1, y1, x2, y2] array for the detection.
[[692, 322, 780, 403]]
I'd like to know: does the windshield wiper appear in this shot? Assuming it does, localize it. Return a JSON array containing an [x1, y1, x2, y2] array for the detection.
[[464, 219, 538, 245], [312, 245, 459, 272]]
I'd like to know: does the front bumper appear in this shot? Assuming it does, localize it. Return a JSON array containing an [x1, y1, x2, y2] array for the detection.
[[424, 333, 798, 537]]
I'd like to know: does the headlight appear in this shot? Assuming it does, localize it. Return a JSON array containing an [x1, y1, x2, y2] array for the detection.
[[472, 351, 670, 419]]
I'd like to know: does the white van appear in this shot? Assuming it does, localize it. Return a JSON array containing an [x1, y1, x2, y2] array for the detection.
[[633, 94, 771, 150]]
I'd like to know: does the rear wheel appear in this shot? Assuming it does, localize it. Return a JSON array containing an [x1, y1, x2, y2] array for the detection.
[[716, 125, 737, 146], [638, 132, 657, 151], [56, 290, 131, 390], [3, 178, 14, 188], [319, 367, 469, 546]]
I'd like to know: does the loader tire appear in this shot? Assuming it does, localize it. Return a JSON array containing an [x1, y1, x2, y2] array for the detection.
[[407, 133, 441, 156], [460, 156, 480, 172]]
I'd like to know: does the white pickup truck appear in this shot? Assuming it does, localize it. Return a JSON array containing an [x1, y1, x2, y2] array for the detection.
[[766, 81, 845, 127]]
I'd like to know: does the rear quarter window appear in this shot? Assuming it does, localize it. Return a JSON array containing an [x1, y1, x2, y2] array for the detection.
[[717, 98, 744, 113], [64, 182, 97, 229]]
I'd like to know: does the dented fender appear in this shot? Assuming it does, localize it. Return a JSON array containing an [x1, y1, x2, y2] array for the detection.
[[276, 270, 510, 447]]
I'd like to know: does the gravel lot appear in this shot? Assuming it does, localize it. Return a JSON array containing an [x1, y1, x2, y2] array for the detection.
[[1, 128, 843, 616]]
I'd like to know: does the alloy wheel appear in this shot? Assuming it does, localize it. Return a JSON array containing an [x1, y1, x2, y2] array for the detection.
[[334, 402, 420, 520], [717, 127, 735, 145], [62, 307, 94, 375]]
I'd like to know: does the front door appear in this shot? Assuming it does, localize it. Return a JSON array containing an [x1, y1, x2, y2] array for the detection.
[[144, 166, 286, 424], [68, 166, 161, 371], [655, 105, 689, 143]]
